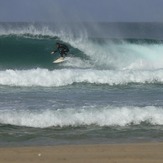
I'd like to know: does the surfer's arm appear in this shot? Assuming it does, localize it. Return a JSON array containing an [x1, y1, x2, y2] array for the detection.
[[51, 50, 57, 54]]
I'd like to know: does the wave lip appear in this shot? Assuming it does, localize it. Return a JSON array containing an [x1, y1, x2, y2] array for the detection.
[[0, 24, 55, 37], [0, 68, 163, 87], [0, 106, 163, 128]]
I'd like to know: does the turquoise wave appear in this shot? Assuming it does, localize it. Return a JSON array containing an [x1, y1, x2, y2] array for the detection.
[[0, 25, 163, 70], [0, 35, 79, 69]]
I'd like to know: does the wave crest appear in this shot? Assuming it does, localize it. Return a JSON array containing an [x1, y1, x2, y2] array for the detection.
[[0, 106, 162, 128], [0, 68, 163, 87]]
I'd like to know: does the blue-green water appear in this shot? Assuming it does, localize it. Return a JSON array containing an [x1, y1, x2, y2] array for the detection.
[[0, 22, 163, 146]]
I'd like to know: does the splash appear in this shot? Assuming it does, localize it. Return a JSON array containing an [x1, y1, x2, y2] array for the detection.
[[0, 68, 163, 87], [0, 105, 163, 128]]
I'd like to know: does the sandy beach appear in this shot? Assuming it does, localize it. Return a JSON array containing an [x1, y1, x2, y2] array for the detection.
[[0, 143, 163, 163]]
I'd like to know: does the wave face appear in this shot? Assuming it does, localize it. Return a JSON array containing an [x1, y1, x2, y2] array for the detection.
[[1, 34, 163, 70], [0, 22, 163, 70]]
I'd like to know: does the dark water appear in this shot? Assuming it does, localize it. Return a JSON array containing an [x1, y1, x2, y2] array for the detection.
[[0, 22, 163, 146]]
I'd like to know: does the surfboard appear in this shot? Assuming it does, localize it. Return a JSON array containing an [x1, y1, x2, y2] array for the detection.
[[53, 57, 64, 63]]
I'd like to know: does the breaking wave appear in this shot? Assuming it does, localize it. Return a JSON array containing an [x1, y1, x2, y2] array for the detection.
[[0, 105, 163, 128]]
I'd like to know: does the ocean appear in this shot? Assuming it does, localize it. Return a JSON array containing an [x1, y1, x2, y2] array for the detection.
[[0, 22, 163, 146]]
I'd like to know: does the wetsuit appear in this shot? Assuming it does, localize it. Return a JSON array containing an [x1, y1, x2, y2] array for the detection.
[[54, 43, 69, 58]]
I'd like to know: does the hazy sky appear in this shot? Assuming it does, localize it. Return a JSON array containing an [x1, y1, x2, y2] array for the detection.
[[0, 0, 163, 22]]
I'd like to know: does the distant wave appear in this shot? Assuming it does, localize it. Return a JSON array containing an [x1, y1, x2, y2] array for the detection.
[[0, 105, 163, 128]]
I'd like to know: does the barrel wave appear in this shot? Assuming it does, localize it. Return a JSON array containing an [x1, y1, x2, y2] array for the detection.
[[0, 23, 163, 87]]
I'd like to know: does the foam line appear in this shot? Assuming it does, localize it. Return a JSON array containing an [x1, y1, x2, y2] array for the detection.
[[0, 68, 163, 87], [0, 106, 162, 128]]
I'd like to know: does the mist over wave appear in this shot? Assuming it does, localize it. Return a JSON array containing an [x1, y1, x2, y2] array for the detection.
[[66, 38, 163, 70]]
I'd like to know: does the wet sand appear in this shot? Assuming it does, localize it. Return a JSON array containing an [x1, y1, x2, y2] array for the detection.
[[0, 143, 163, 163]]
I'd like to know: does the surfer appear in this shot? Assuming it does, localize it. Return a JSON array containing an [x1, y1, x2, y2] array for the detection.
[[51, 42, 69, 58]]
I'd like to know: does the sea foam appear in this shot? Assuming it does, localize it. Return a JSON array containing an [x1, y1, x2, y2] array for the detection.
[[0, 68, 163, 87], [0, 105, 163, 128]]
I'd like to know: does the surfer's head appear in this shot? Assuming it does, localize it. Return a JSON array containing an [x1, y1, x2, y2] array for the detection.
[[56, 42, 60, 47]]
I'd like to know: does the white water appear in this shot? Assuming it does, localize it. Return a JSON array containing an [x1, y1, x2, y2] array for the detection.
[[0, 68, 163, 87], [62, 36, 163, 70], [0, 105, 163, 128]]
